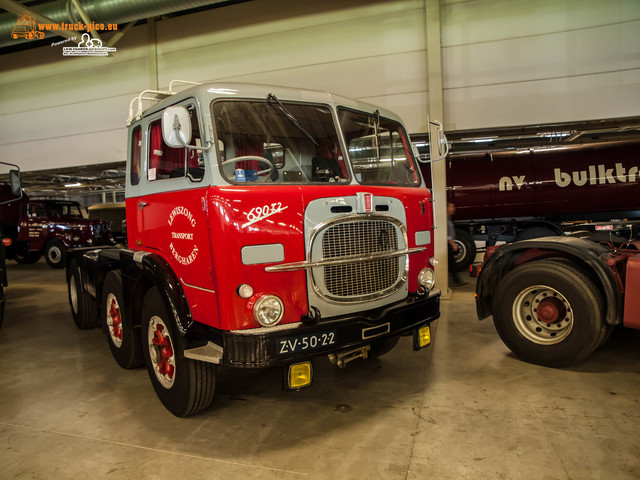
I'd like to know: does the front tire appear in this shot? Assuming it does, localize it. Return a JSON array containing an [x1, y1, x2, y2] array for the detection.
[[102, 271, 143, 369], [45, 239, 66, 269], [141, 287, 215, 417], [492, 260, 606, 367]]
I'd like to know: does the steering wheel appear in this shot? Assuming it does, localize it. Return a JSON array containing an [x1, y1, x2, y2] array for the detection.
[[220, 156, 275, 182]]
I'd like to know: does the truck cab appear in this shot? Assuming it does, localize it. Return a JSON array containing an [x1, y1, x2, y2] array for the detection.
[[69, 81, 441, 416]]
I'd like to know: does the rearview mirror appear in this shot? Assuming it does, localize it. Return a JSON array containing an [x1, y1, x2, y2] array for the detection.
[[162, 106, 192, 148], [10, 169, 22, 197]]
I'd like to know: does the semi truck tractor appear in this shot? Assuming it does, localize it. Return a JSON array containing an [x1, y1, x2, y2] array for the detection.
[[416, 140, 640, 270], [66, 81, 441, 416], [475, 235, 640, 367], [0, 189, 112, 268]]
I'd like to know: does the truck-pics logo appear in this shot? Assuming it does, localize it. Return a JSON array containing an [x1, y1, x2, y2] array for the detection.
[[63, 33, 116, 56], [168, 206, 198, 266], [499, 162, 640, 191], [11, 14, 44, 40]]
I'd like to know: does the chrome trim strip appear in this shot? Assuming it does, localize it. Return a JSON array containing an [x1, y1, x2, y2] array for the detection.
[[265, 247, 425, 272], [180, 278, 216, 294]]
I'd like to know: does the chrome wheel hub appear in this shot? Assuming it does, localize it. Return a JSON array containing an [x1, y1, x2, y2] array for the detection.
[[512, 285, 573, 345], [148, 316, 175, 388]]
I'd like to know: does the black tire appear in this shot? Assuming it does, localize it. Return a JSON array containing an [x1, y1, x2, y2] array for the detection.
[[515, 227, 557, 241], [68, 259, 99, 329], [141, 287, 215, 417], [102, 271, 143, 369], [368, 335, 400, 358], [44, 239, 66, 269], [453, 229, 476, 272], [14, 251, 41, 264], [492, 260, 606, 367]]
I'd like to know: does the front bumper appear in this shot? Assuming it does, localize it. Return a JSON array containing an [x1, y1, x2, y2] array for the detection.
[[218, 291, 440, 368]]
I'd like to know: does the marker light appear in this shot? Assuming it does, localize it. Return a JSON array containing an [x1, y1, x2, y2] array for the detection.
[[253, 294, 284, 327], [237, 283, 254, 299]]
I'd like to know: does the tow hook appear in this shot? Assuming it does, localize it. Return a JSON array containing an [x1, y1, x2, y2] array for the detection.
[[328, 346, 371, 368]]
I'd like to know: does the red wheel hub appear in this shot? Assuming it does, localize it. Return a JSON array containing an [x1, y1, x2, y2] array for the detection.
[[152, 324, 175, 379], [109, 298, 123, 340], [537, 297, 566, 324]]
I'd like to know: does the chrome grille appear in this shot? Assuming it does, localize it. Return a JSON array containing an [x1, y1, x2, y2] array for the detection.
[[320, 220, 400, 298]]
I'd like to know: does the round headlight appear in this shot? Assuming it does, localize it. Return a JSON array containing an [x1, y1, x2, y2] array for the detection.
[[418, 267, 436, 292], [253, 295, 284, 327]]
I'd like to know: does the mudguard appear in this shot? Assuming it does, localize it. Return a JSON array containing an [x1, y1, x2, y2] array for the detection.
[[476, 236, 623, 326]]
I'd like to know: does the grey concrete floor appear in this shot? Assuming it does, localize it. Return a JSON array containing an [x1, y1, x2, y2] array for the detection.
[[0, 260, 639, 480]]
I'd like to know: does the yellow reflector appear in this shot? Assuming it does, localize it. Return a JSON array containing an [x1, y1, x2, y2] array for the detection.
[[289, 362, 312, 389], [418, 325, 431, 348]]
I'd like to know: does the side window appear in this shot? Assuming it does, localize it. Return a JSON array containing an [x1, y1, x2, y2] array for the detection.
[[28, 204, 46, 218], [131, 126, 141, 185], [147, 105, 203, 182]]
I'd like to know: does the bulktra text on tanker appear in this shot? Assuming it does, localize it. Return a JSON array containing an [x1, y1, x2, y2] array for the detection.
[[498, 163, 640, 191]]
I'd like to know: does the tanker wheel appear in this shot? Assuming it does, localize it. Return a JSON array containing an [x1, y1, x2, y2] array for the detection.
[[68, 259, 99, 329], [141, 287, 215, 417], [492, 260, 606, 367], [102, 271, 143, 369], [453, 229, 476, 272], [44, 239, 66, 269]]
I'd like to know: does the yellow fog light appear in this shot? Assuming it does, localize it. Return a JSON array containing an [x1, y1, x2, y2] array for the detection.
[[414, 325, 431, 350], [288, 362, 313, 389]]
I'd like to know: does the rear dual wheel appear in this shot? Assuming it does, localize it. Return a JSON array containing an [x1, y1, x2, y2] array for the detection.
[[68, 259, 99, 329], [102, 271, 143, 369], [141, 287, 215, 417], [492, 260, 609, 367]]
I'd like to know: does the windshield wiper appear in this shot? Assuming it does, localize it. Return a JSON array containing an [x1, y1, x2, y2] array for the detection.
[[267, 93, 318, 146]]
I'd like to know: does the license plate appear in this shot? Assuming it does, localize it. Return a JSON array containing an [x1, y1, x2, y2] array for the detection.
[[277, 330, 337, 355]]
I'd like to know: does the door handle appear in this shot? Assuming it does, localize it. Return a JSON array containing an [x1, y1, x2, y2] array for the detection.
[[138, 201, 148, 211]]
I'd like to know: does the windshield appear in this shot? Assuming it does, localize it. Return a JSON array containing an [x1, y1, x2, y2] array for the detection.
[[49, 202, 83, 218], [213, 100, 348, 184], [338, 108, 420, 186]]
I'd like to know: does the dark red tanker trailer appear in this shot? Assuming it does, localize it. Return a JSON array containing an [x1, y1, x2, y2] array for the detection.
[[417, 140, 640, 270]]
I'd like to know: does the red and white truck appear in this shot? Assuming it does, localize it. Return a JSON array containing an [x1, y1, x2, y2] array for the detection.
[[475, 235, 640, 367], [67, 81, 441, 416]]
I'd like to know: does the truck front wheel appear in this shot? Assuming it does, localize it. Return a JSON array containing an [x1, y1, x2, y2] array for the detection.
[[102, 271, 143, 369], [45, 239, 66, 269], [492, 260, 606, 367], [141, 287, 215, 417]]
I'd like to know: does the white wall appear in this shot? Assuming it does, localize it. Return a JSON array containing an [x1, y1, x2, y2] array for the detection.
[[0, 0, 638, 172]]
